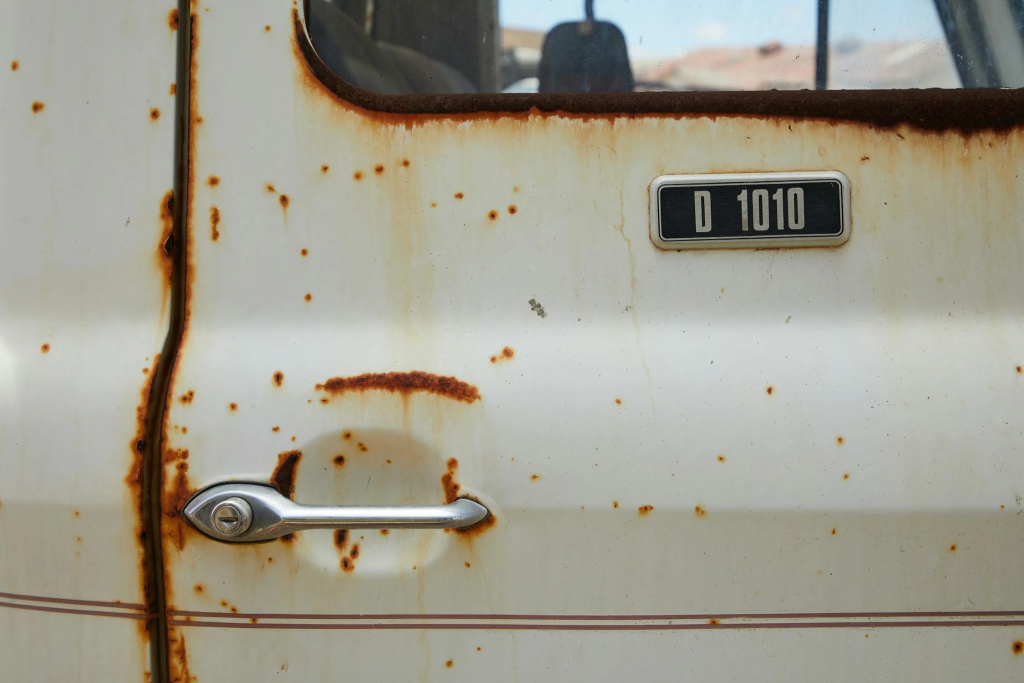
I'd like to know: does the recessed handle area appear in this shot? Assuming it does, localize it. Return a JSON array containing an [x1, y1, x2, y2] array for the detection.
[[183, 482, 490, 543]]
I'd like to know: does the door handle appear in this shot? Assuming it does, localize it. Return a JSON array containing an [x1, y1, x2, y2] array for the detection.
[[183, 482, 490, 543]]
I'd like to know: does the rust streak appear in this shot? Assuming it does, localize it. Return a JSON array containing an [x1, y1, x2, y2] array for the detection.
[[271, 450, 302, 500], [317, 371, 480, 404], [209, 206, 220, 241]]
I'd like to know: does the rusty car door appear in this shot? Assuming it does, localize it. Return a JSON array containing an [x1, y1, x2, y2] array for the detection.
[[158, 1, 1024, 680], [0, 1, 182, 680]]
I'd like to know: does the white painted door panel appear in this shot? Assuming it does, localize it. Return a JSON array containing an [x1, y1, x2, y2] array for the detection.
[[162, 2, 1024, 679]]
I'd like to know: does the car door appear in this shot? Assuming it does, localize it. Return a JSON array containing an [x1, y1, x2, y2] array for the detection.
[[0, 0, 180, 680], [158, 1, 1024, 681]]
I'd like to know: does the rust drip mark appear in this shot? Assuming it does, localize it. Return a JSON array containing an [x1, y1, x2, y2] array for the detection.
[[508, 205, 517, 215], [454, 192, 464, 200], [271, 450, 301, 500], [169, 632, 192, 683], [207, 175, 220, 187], [209, 206, 220, 241], [717, 454, 726, 462], [638, 505, 654, 516], [128, 353, 159, 629], [1013, 640, 1023, 655], [273, 371, 284, 387], [530, 474, 542, 482], [334, 529, 348, 549], [168, 8, 179, 31], [766, 386, 774, 396], [488, 210, 498, 221], [695, 505, 707, 518], [374, 164, 385, 175], [163, 449, 193, 552], [836, 436, 844, 446], [10, 60, 18, 71], [333, 455, 345, 466], [317, 371, 481, 404], [40, 343, 50, 353], [150, 108, 160, 121], [169, 83, 176, 95], [490, 347, 515, 364], [950, 544, 958, 552], [353, 171, 363, 181], [179, 390, 194, 404]]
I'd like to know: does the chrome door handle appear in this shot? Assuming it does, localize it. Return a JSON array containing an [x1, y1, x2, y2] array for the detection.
[[183, 482, 490, 543]]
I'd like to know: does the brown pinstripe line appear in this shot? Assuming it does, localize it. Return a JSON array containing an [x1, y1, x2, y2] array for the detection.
[[166, 609, 1024, 621], [167, 619, 1024, 631], [0, 590, 145, 611], [0, 600, 158, 620]]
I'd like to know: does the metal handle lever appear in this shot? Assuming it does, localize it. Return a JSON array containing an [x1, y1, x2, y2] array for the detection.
[[183, 482, 490, 543]]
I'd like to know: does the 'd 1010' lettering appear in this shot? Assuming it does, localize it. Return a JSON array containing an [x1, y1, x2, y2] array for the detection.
[[693, 187, 806, 233]]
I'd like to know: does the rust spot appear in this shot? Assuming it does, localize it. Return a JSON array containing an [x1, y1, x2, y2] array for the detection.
[[488, 210, 498, 221], [150, 108, 160, 121], [349, 544, 359, 559], [229, 402, 238, 411], [210, 206, 220, 241], [74, 511, 80, 518], [219, 600, 228, 607], [341, 557, 353, 572], [273, 371, 284, 386], [638, 505, 654, 515], [843, 472, 851, 480], [831, 528, 837, 535], [431, 202, 437, 208], [272, 426, 280, 432], [1013, 640, 1023, 654], [207, 175, 220, 187], [31, 101, 44, 113], [380, 529, 389, 536], [490, 347, 514, 364], [319, 397, 329, 404], [464, 561, 471, 567], [950, 544, 958, 552], [708, 619, 720, 625], [836, 436, 844, 445], [442, 458, 461, 501], [374, 164, 385, 175], [401, 159, 410, 167], [193, 584, 203, 594], [40, 343, 50, 353], [264, 24, 271, 32], [613, 501, 619, 508], [342, 431, 352, 440], [695, 505, 707, 518], [300, 248, 308, 256], [766, 386, 774, 396], [860, 155, 870, 161], [717, 455, 726, 462], [168, 8, 179, 30], [279, 194, 290, 209], [10, 61, 18, 71], [169, 83, 176, 95], [446, 660, 453, 668], [321, 165, 329, 173], [266, 183, 276, 193], [353, 171, 363, 181], [317, 371, 481, 404], [249, 618, 259, 624], [333, 455, 345, 466], [454, 192, 464, 200], [271, 450, 302, 500], [357, 442, 368, 452], [615, 398, 622, 405], [530, 474, 542, 481], [334, 529, 348, 549], [179, 390, 194, 404], [508, 205, 517, 215], [304, 293, 312, 302], [1017, 366, 1022, 375]]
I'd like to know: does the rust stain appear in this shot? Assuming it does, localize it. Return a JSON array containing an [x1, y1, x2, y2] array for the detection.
[[321, 165, 329, 173], [264, 24, 272, 32], [341, 557, 354, 572], [334, 530, 347, 549], [279, 194, 290, 209], [381, 529, 390, 536], [441, 458, 495, 536], [446, 660, 454, 668], [333, 455, 345, 466], [150, 108, 160, 121], [271, 450, 302, 500], [193, 584, 203, 594], [350, 544, 359, 559], [179, 390, 194, 404], [304, 293, 312, 302], [836, 436, 844, 445], [401, 159, 410, 167], [860, 155, 870, 161], [766, 386, 774, 396], [342, 431, 352, 440], [168, 632, 192, 683], [272, 426, 280, 432], [831, 528, 837, 536], [464, 561, 470, 567], [168, 8, 179, 31], [950, 543, 958, 552], [273, 371, 284, 386], [300, 248, 308, 256], [209, 206, 220, 241], [530, 474, 542, 481], [615, 398, 622, 405], [10, 60, 18, 71], [40, 343, 50, 353], [638, 505, 654, 515], [207, 175, 219, 187], [157, 190, 176, 293], [1017, 366, 1022, 375], [488, 210, 498, 221], [843, 472, 851, 480], [169, 83, 176, 95], [163, 449, 193, 552], [316, 371, 481, 404], [708, 619, 720, 625], [353, 171, 363, 181], [508, 205, 517, 215], [695, 505, 707, 518], [717, 454, 726, 462], [266, 183, 276, 193], [1013, 640, 1023, 655], [374, 164, 385, 175], [454, 192, 464, 200], [613, 501, 619, 508], [489, 347, 515, 364], [229, 402, 238, 411], [357, 442, 368, 452]]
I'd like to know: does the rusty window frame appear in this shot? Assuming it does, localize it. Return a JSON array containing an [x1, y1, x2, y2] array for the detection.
[[293, 4, 1024, 136]]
